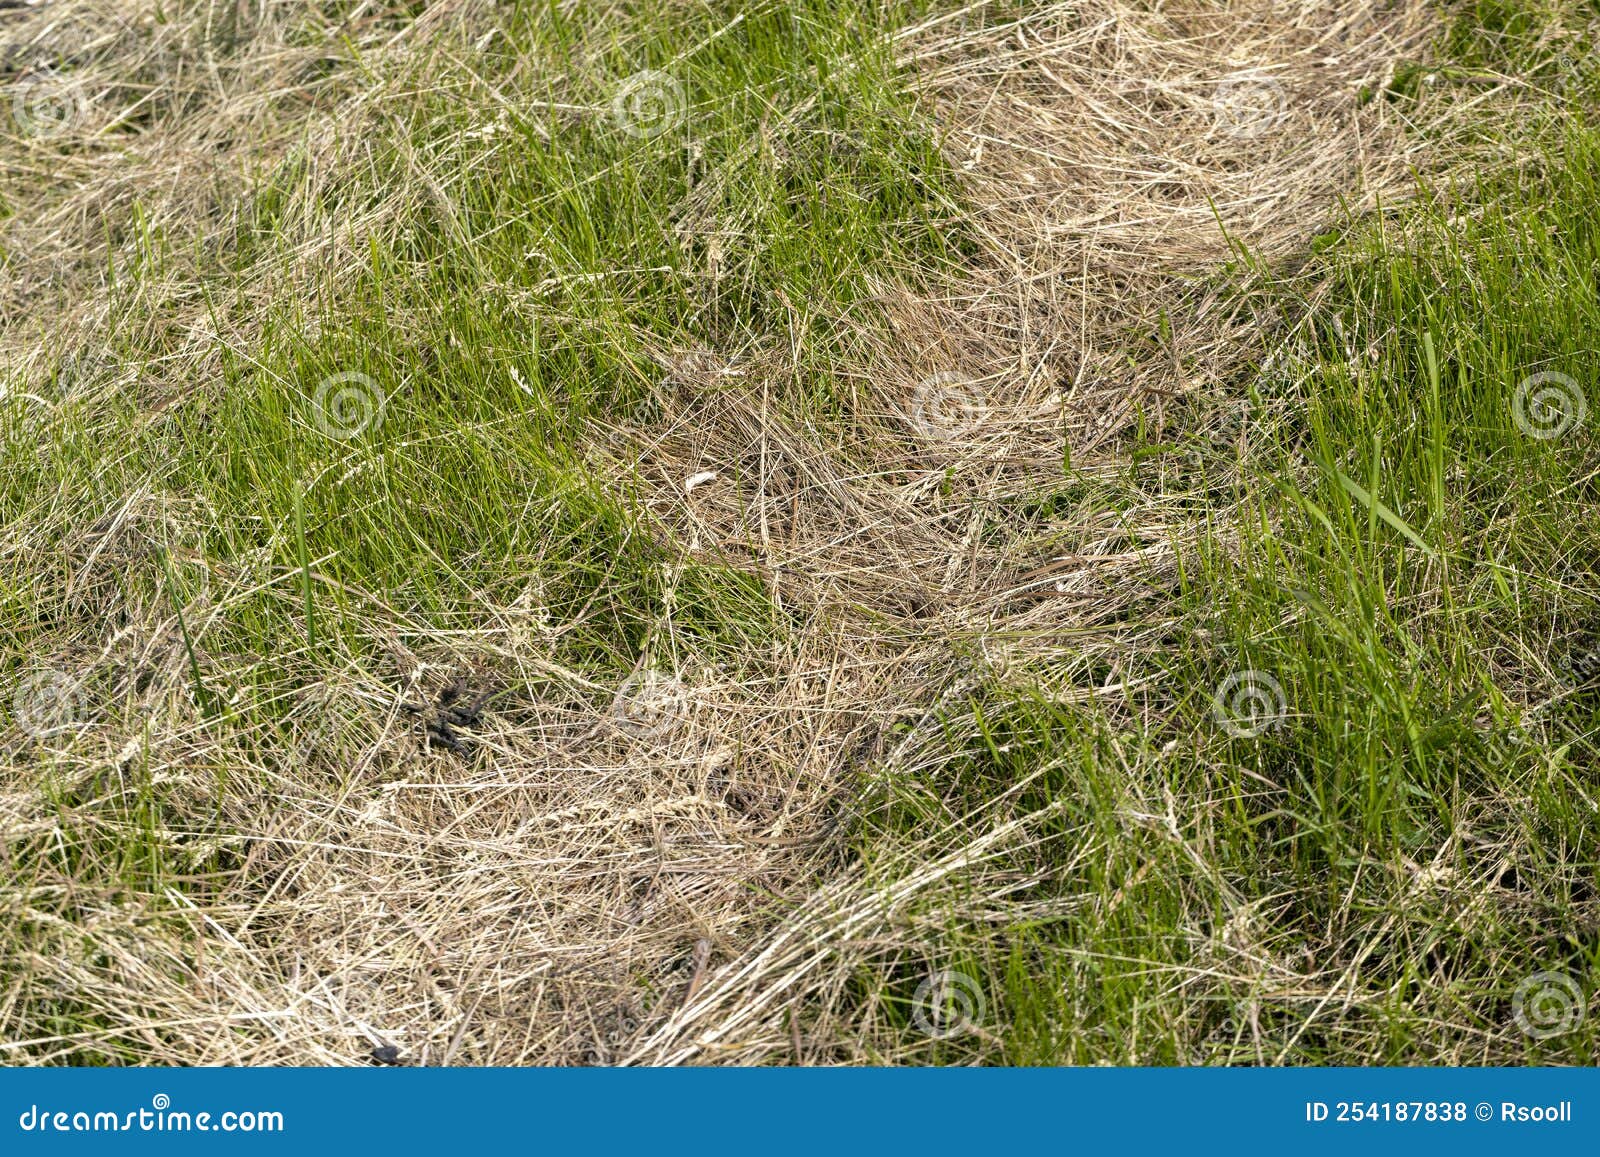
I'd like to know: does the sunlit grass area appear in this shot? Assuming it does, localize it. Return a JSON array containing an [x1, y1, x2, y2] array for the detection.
[[1, 0, 1596, 1065], [829, 1, 1600, 1065]]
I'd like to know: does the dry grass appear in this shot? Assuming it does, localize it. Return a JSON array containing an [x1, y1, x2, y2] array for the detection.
[[4, 0, 1549, 1066], [617, 1, 1453, 1062], [599, 0, 1503, 1064]]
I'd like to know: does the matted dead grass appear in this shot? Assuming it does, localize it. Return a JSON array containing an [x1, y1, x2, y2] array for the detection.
[[0, 0, 1482, 1065], [617, 0, 1460, 1064], [0, 0, 490, 404]]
